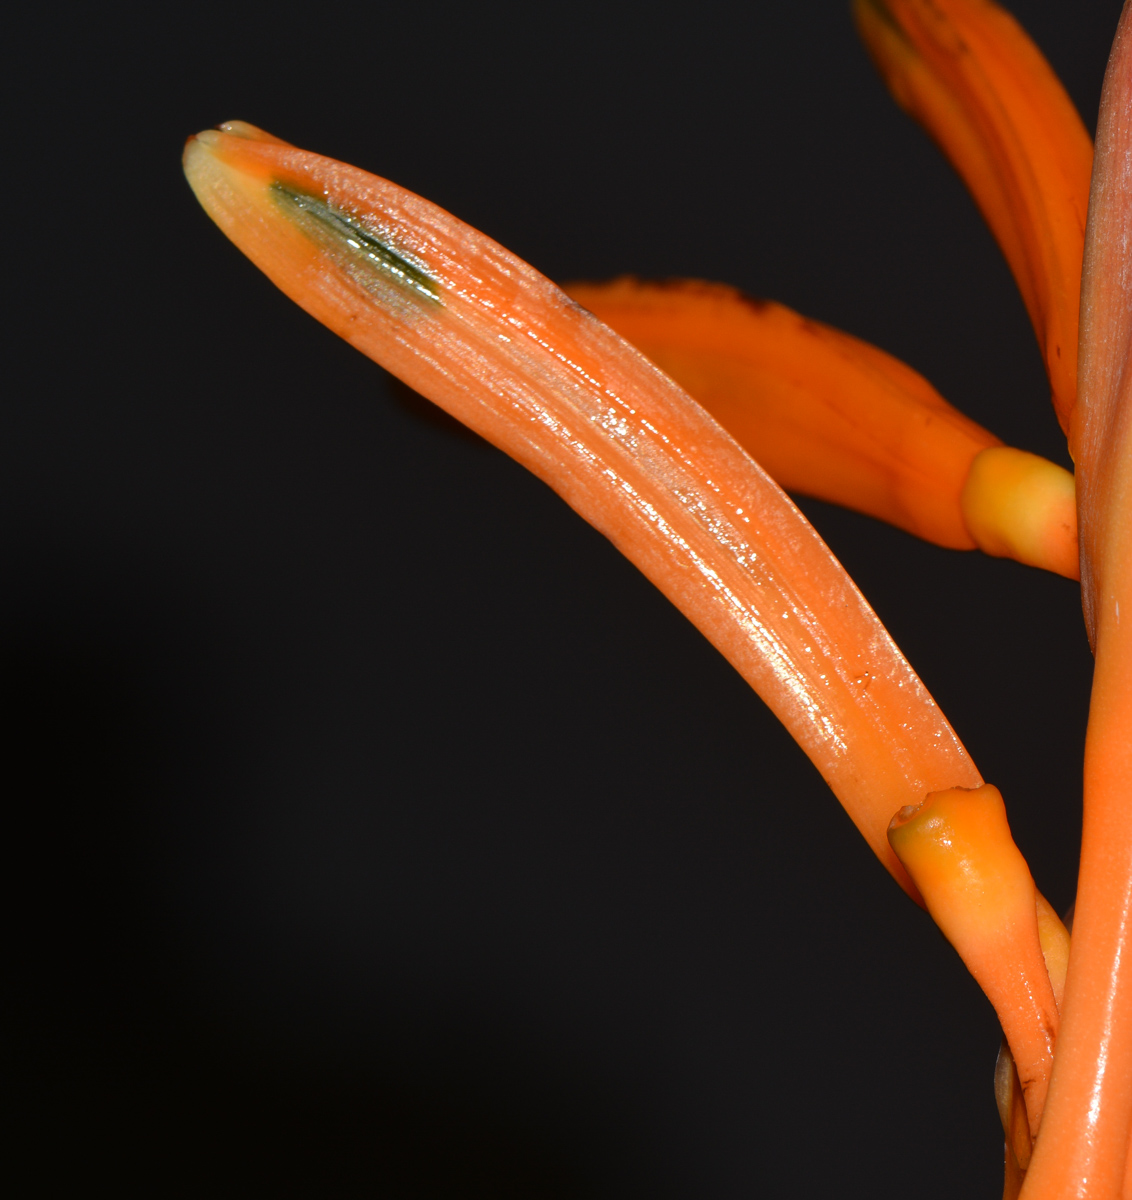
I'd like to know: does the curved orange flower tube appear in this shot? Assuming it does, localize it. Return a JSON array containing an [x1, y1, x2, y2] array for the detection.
[[184, 122, 984, 897], [854, 0, 1093, 436]]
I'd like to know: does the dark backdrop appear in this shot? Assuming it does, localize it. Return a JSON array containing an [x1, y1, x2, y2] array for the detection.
[[7, 1, 1119, 1195]]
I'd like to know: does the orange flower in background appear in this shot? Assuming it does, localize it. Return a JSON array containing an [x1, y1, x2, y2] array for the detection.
[[183, 1, 1132, 1196]]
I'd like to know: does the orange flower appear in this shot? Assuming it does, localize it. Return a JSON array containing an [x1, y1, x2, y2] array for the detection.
[[182, 2, 1132, 1196]]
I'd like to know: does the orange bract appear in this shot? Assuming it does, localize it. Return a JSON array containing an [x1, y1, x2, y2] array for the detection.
[[854, 0, 1093, 436]]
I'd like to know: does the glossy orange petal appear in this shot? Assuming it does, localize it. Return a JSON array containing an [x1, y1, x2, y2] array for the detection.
[[184, 123, 985, 896], [855, 0, 1093, 436]]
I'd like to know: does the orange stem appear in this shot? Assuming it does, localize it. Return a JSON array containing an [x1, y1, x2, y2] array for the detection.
[[1023, 7, 1132, 1196]]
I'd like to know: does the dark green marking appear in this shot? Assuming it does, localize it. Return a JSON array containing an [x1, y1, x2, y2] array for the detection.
[[271, 182, 441, 304]]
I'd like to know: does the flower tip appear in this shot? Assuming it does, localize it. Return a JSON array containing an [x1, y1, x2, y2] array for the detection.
[[182, 129, 220, 185], [181, 124, 320, 305], [182, 122, 287, 184], [182, 128, 235, 210], [960, 447, 1080, 579], [216, 120, 293, 146], [182, 124, 281, 219]]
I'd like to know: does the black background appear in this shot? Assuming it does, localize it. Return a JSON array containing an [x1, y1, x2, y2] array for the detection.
[[6, 1, 1121, 1195]]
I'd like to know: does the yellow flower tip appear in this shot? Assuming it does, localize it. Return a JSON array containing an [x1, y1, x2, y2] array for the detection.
[[183, 124, 272, 191], [960, 446, 1079, 579], [183, 122, 449, 364], [182, 127, 264, 216], [183, 127, 305, 280]]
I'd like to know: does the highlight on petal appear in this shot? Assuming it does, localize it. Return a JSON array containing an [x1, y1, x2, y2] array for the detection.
[[854, 0, 1093, 436], [566, 276, 1079, 576], [1025, 8, 1132, 1199], [888, 784, 1059, 1137], [184, 123, 985, 896]]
